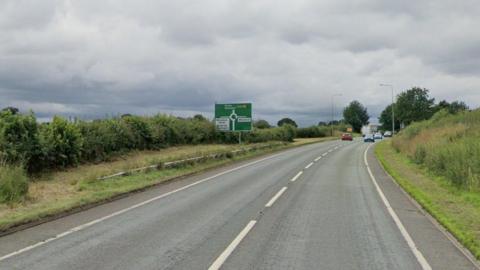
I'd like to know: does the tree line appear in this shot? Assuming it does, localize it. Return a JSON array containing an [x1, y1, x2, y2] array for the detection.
[[333, 87, 470, 134], [379, 87, 468, 131]]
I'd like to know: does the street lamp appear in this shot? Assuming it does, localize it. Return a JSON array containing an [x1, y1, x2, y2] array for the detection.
[[380, 83, 395, 135], [331, 93, 342, 136]]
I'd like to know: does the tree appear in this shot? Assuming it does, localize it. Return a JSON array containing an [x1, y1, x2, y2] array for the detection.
[[434, 100, 468, 114], [378, 104, 400, 132], [327, 120, 344, 125], [448, 101, 469, 113], [317, 121, 327, 126], [193, 114, 207, 121], [1, 107, 19, 115], [254, 119, 271, 129], [395, 87, 435, 126], [343, 101, 369, 133], [277, 118, 297, 128]]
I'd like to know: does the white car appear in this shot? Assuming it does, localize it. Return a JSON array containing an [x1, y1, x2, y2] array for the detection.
[[374, 132, 383, 140]]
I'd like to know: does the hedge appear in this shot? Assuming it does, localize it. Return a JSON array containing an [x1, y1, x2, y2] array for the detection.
[[0, 111, 297, 172]]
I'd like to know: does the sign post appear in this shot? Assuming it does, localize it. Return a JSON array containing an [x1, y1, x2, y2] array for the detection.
[[215, 103, 252, 144]]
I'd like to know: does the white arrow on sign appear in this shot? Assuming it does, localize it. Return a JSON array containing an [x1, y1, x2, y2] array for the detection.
[[229, 109, 238, 131]]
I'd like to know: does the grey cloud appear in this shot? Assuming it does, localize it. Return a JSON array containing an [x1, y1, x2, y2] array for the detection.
[[0, 0, 479, 127], [0, 0, 59, 30]]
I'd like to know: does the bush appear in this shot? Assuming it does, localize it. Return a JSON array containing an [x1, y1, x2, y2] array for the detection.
[[296, 126, 327, 138], [120, 115, 152, 149], [0, 111, 41, 172], [0, 164, 29, 203], [78, 119, 123, 162], [39, 116, 83, 168]]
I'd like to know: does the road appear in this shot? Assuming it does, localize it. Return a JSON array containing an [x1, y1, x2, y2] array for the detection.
[[0, 139, 477, 269]]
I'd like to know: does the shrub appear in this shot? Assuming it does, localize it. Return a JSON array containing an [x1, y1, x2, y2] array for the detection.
[[0, 110, 298, 172], [0, 164, 29, 203], [296, 126, 327, 138], [78, 119, 123, 162], [120, 115, 152, 149], [39, 116, 83, 168], [0, 111, 41, 172], [279, 124, 296, 142]]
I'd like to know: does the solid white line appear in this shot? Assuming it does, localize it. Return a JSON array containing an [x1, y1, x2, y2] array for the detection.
[[208, 220, 257, 270], [363, 144, 432, 270], [305, 162, 314, 169], [290, 171, 303, 182], [314, 156, 322, 162], [265, 186, 288, 207], [0, 152, 284, 262]]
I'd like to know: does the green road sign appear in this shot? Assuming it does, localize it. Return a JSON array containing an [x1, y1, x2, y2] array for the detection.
[[215, 103, 252, 132]]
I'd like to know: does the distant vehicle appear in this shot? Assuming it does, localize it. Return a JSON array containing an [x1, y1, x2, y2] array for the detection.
[[364, 134, 375, 142], [374, 132, 383, 140], [341, 133, 353, 141], [384, 131, 392, 137]]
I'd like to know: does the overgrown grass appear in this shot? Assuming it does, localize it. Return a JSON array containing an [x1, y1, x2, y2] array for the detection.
[[392, 109, 480, 190], [0, 164, 29, 203], [0, 137, 333, 232], [376, 141, 480, 259]]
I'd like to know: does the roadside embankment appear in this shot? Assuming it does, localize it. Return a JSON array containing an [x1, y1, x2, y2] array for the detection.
[[376, 140, 480, 259]]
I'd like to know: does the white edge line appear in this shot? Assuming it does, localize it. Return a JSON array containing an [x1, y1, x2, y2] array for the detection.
[[305, 162, 314, 169], [0, 152, 283, 262], [208, 220, 257, 270], [265, 186, 288, 207], [290, 171, 303, 182], [363, 144, 432, 270]]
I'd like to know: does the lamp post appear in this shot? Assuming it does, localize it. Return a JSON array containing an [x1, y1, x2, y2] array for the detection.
[[380, 83, 395, 135], [331, 93, 342, 136]]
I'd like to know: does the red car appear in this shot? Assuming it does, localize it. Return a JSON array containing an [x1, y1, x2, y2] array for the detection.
[[341, 133, 353, 141]]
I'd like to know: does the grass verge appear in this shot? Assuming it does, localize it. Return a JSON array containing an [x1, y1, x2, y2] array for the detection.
[[0, 137, 335, 233], [375, 140, 480, 259]]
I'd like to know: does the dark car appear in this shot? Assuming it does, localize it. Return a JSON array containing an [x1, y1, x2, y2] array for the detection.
[[364, 134, 375, 142], [341, 133, 353, 141]]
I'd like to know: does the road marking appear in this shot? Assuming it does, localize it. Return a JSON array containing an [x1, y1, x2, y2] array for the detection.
[[363, 144, 432, 270], [208, 220, 257, 270], [0, 152, 284, 262], [290, 171, 303, 182], [322, 153, 328, 156], [305, 162, 314, 169], [334, 146, 338, 149], [314, 156, 322, 162], [265, 187, 288, 207], [328, 149, 333, 152]]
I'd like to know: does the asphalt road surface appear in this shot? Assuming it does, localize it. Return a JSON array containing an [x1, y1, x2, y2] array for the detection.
[[0, 139, 478, 270]]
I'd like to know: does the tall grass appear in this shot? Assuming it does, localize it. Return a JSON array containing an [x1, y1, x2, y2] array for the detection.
[[392, 109, 480, 190], [0, 163, 29, 203]]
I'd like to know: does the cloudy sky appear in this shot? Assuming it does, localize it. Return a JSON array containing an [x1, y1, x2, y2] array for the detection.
[[1, 0, 479, 126]]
